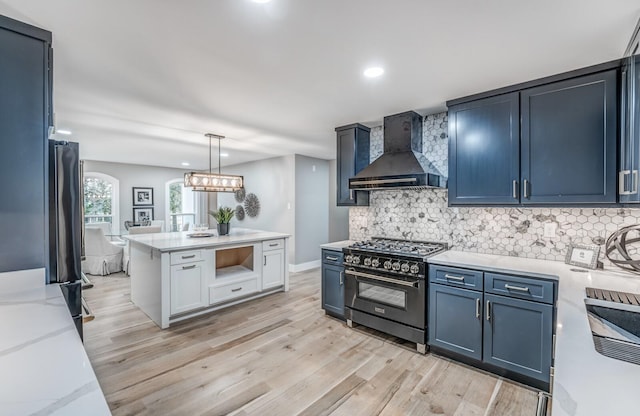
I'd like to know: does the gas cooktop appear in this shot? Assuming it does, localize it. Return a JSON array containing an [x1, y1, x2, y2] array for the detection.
[[347, 237, 447, 258]]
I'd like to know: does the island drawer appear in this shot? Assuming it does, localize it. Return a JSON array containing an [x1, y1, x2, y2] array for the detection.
[[263, 239, 284, 251], [322, 249, 344, 265], [171, 250, 203, 265], [484, 273, 555, 304], [210, 277, 259, 304]]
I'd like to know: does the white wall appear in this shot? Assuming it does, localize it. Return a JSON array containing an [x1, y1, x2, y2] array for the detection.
[[294, 155, 329, 264], [83, 160, 190, 232], [217, 155, 297, 262], [328, 159, 349, 242]]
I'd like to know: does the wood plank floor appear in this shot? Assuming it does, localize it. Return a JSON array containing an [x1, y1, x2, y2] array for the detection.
[[83, 269, 539, 416]]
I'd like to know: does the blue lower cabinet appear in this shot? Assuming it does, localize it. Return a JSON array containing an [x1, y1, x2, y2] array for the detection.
[[429, 284, 483, 361], [483, 293, 553, 383], [322, 262, 344, 319]]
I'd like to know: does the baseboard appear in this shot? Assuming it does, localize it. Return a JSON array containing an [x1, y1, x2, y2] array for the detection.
[[288, 260, 321, 273]]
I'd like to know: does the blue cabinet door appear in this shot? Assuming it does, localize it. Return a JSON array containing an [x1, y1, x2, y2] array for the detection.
[[483, 294, 553, 383], [429, 283, 483, 361], [521, 70, 617, 204], [0, 17, 51, 273], [448, 92, 520, 205], [322, 263, 345, 319], [620, 55, 640, 203], [336, 124, 370, 206]]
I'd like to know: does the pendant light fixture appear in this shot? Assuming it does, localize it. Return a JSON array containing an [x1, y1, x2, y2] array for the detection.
[[184, 133, 244, 192]]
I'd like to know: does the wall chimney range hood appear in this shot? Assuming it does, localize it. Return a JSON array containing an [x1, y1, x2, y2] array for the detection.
[[349, 111, 447, 191]]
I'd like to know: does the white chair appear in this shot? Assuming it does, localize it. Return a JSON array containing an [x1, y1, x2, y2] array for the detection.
[[150, 220, 165, 232], [123, 226, 162, 275], [82, 227, 123, 276], [86, 222, 126, 247]]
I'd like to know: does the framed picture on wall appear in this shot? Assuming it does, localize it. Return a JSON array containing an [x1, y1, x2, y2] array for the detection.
[[133, 207, 154, 222], [133, 187, 154, 206]]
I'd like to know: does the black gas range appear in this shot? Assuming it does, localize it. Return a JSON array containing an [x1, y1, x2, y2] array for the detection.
[[342, 237, 447, 353]]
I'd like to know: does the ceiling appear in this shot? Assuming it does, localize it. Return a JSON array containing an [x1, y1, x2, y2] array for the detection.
[[0, 0, 638, 170]]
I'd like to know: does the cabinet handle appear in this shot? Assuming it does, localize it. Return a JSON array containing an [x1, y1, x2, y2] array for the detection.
[[476, 298, 480, 318], [326, 256, 339, 261], [264, 256, 266, 266], [523, 179, 529, 199], [504, 284, 530, 292], [620, 170, 630, 194], [181, 254, 196, 259], [632, 171, 638, 195], [269, 243, 278, 247], [444, 274, 465, 282], [231, 287, 242, 292], [349, 189, 354, 200], [339, 271, 344, 285], [512, 180, 518, 199], [486, 300, 491, 321], [182, 265, 196, 270]]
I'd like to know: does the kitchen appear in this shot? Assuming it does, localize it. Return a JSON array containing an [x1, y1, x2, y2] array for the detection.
[[2, 1, 640, 416]]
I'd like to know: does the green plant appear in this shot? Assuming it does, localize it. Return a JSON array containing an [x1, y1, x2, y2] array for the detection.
[[209, 206, 235, 224]]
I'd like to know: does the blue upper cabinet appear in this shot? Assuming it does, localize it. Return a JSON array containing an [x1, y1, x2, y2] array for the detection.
[[521, 70, 617, 204], [448, 62, 620, 207], [335, 124, 370, 206], [619, 55, 640, 203], [448, 93, 520, 205]]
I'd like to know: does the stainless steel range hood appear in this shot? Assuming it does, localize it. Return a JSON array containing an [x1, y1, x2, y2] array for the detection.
[[349, 111, 447, 191]]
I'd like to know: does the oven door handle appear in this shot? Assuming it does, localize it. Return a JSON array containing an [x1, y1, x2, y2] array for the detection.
[[345, 269, 418, 288]]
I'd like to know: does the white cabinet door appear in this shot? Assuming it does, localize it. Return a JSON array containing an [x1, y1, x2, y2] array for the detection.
[[262, 249, 284, 290], [170, 262, 207, 315]]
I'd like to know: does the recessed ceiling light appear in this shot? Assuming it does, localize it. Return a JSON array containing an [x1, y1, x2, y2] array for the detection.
[[363, 67, 384, 78], [181, 162, 190, 166], [220, 153, 229, 157], [56, 129, 72, 135], [252, 0, 271, 3]]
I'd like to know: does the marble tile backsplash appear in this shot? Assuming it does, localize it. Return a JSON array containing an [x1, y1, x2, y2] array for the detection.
[[350, 112, 640, 265]]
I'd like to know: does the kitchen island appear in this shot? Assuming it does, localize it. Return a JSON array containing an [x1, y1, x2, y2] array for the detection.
[[124, 228, 290, 329]]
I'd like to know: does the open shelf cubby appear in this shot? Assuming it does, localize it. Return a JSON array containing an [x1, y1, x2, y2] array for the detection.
[[215, 246, 254, 280]]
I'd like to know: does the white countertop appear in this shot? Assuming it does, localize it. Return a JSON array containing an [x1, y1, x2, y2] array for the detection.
[[320, 240, 355, 250], [428, 251, 640, 416], [0, 281, 111, 415], [124, 228, 290, 252]]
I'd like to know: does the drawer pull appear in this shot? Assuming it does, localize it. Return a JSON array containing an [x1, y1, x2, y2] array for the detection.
[[231, 287, 242, 292], [486, 300, 491, 321], [181, 254, 196, 259], [476, 298, 481, 318], [182, 265, 196, 270], [444, 274, 465, 282], [505, 284, 530, 292], [325, 256, 339, 261], [339, 271, 344, 285], [269, 243, 279, 247]]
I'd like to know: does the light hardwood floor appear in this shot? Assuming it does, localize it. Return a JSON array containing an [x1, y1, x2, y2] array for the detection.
[[83, 269, 539, 416]]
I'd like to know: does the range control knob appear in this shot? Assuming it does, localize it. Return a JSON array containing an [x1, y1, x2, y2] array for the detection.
[[352, 256, 361, 265], [400, 262, 410, 273], [392, 262, 401, 271], [364, 257, 372, 266], [410, 263, 420, 274], [345, 255, 353, 264], [371, 258, 380, 268], [383, 260, 393, 270]]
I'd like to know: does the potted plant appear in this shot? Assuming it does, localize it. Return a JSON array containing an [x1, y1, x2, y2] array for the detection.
[[209, 206, 235, 236]]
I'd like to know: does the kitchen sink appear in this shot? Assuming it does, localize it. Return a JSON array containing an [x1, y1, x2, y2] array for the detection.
[[585, 287, 640, 365]]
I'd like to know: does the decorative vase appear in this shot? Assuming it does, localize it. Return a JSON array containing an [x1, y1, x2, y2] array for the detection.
[[217, 223, 230, 236]]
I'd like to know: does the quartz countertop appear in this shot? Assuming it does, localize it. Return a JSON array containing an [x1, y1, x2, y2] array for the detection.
[[428, 250, 640, 416], [0, 279, 110, 415], [320, 240, 355, 250], [124, 228, 290, 252]]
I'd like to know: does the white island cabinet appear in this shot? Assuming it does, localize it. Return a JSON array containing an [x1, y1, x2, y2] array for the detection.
[[125, 229, 290, 329]]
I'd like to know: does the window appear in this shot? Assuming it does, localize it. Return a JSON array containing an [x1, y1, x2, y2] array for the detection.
[[84, 172, 120, 233], [166, 179, 196, 231]]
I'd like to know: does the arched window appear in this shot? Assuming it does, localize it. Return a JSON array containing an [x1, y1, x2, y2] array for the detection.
[[166, 179, 196, 231], [84, 172, 120, 234]]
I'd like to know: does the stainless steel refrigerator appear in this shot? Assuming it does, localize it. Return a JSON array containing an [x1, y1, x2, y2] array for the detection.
[[48, 140, 83, 339]]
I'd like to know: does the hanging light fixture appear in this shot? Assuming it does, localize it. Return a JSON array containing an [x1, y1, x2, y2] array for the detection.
[[184, 133, 244, 192]]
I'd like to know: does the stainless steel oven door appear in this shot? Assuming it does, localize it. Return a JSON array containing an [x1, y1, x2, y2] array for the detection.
[[344, 267, 425, 329]]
